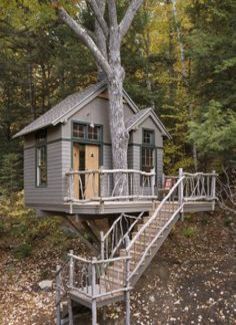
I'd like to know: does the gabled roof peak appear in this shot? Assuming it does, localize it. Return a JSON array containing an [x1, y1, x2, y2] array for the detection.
[[13, 80, 139, 138]]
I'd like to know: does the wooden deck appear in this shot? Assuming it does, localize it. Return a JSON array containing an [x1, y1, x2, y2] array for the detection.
[[64, 200, 214, 215], [35, 199, 215, 217]]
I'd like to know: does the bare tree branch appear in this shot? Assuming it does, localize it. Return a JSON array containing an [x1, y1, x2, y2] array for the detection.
[[57, 6, 111, 76], [119, 0, 144, 39], [86, 0, 109, 38]]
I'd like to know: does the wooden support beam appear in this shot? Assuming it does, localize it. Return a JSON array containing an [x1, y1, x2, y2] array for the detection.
[[63, 216, 99, 254]]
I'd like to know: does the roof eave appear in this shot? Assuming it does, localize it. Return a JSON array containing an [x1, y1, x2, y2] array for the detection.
[[127, 108, 171, 140]]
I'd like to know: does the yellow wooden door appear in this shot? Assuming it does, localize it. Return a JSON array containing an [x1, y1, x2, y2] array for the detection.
[[73, 143, 80, 200], [85, 145, 99, 199]]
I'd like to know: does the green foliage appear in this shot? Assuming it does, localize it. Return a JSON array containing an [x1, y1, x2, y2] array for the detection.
[[0, 153, 23, 194], [0, 0, 235, 190], [182, 226, 196, 238], [188, 100, 236, 164], [0, 191, 68, 258], [13, 243, 32, 259]]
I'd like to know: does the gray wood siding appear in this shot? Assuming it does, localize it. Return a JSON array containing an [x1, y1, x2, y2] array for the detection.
[[61, 140, 72, 201], [103, 144, 112, 169], [132, 117, 163, 148], [62, 97, 134, 143], [24, 141, 63, 206], [156, 148, 163, 188]]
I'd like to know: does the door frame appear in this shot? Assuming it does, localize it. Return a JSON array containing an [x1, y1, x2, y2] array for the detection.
[[70, 120, 104, 170]]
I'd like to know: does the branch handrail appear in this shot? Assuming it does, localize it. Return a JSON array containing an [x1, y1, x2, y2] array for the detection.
[[183, 171, 217, 201], [65, 168, 156, 202], [126, 176, 184, 251], [101, 211, 145, 259], [127, 206, 182, 281], [66, 168, 155, 176], [67, 253, 130, 265]]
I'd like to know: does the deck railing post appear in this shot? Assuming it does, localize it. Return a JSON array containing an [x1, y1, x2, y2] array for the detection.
[[125, 236, 131, 325], [178, 168, 184, 215], [100, 231, 104, 260], [70, 169, 74, 201], [151, 168, 155, 196], [211, 170, 216, 210], [56, 265, 61, 325], [91, 257, 97, 325]]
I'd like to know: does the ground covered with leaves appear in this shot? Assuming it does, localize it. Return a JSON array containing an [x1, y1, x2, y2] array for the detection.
[[0, 206, 235, 324]]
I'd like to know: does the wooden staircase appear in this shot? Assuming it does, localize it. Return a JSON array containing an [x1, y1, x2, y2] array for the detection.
[[55, 171, 217, 325]]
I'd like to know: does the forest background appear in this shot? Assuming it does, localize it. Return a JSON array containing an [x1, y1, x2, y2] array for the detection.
[[0, 0, 235, 195], [0, 2, 235, 322]]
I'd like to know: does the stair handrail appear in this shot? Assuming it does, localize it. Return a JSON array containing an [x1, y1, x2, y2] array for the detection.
[[127, 205, 182, 281], [126, 176, 185, 252], [101, 211, 145, 259]]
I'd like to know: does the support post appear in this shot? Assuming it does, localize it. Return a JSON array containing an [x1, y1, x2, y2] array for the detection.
[[178, 168, 184, 218], [69, 250, 74, 287], [92, 257, 97, 325], [100, 231, 104, 260], [68, 298, 73, 325], [125, 236, 131, 325], [211, 170, 216, 210], [56, 265, 61, 325], [68, 250, 74, 325]]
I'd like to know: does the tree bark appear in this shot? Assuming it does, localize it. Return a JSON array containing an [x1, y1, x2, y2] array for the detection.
[[52, 0, 144, 195]]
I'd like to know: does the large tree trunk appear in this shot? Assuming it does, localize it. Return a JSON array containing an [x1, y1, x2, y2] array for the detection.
[[54, 0, 144, 186], [108, 75, 129, 170], [108, 74, 129, 195]]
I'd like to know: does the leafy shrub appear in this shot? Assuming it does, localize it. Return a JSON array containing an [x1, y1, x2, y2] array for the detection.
[[182, 226, 196, 238], [14, 243, 32, 259], [0, 191, 67, 254]]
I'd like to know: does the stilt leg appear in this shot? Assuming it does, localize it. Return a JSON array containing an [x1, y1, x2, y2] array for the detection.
[[56, 265, 61, 325], [68, 298, 73, 325], [92, 299, 97, 325], [125, 289, 130, 325]]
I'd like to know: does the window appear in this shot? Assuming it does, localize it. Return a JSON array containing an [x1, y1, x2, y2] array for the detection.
[[36, 130, 47, 186], [73, 123, 86, 138], [143, 129, 154, 145], [142, 147, 154, 172], [73, 123, 101, 141], [141, 129, 155, 173], [88, 125, 100, 140]]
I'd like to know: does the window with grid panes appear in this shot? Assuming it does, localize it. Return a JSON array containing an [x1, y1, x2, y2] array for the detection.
[[36, 130, 47, 186], [142, 130, 154, 172], [73, 123, 101, 141]]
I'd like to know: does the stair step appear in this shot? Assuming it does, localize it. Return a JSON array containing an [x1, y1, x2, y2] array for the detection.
[[144, 216, 171, 223], [100, 277, 124, 290], [106, 266, 126, 280], [137, 223, 164, 232]]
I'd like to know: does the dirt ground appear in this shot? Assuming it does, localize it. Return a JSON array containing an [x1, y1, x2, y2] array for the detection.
[[0, 210, 235, 324]]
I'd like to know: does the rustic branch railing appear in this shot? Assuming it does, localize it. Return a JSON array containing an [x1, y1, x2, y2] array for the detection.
[[55, 251, 131, 324], [101, 211, 145, 260], [126, 177, 183, 280], [124, 170, 217, 281], [57, 169, 217, 324], [65, 168, 156, 203], [183, 171, 217, 201]]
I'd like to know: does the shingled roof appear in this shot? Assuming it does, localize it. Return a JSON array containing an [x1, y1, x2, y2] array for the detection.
[[125, 107, 171, 138], [13, 81, 107, 138], [14, 81, 170, 139], [125, 108, 151, 130]]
